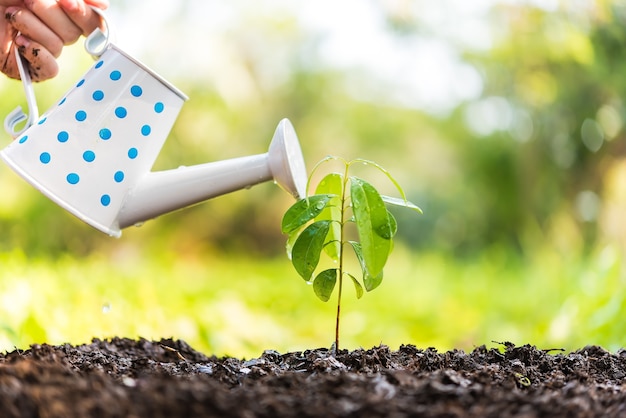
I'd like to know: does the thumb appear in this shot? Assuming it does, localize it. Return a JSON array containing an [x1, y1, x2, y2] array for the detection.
[[84, 0, 109, 10], [57, 1, 109, 14], [56, 0, 84, 13]]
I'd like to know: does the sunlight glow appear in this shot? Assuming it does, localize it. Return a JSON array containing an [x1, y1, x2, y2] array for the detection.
[[106, 0, 490, 115]]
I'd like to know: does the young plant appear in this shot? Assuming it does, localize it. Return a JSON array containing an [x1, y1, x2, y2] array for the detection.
[[281, 156, 422, 351]]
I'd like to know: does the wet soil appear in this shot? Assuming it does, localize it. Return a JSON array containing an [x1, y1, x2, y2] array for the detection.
[[0, 338, 624, 417]]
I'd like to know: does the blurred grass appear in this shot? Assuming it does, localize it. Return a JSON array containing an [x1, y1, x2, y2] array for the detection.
[[1, 242, 623, 358]]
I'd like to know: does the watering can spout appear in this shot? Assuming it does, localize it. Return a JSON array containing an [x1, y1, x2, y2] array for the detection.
[[116, 118, 307, 230]]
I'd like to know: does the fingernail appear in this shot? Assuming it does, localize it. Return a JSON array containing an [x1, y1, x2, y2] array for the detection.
[[5, 7, 18, 21], [15, 35, 30, 48]]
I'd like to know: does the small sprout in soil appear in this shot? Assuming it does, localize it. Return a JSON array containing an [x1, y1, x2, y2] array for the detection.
[[281, 156, 421, 351]]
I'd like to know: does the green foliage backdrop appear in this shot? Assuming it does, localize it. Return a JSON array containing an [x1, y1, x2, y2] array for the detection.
[[1, 1, 625, 355]]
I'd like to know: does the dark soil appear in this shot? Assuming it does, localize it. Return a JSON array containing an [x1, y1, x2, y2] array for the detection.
[[0, 338, 625, 417]]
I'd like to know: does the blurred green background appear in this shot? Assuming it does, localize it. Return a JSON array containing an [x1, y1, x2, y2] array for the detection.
[[1, 0, 626, 358]]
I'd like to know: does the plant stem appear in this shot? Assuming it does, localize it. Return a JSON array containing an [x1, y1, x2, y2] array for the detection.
[[334, 164, 351, 352], [335, 277, 342, 351]]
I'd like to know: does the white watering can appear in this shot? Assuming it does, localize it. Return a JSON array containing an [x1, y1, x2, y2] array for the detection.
[[1, 10, 307, 238]]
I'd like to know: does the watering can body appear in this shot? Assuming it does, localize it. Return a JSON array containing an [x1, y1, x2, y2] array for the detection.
[[2, 45, 187, 236], [1, 12, 306, 237]]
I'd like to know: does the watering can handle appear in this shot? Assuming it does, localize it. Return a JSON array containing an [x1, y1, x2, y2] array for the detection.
[[3, 7, 112, 138], [3, 47, 38, 138], [84, 7, 112, 57]]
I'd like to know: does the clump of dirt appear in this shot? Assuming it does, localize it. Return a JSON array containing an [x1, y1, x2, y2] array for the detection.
[[0, 337, 624, 417]]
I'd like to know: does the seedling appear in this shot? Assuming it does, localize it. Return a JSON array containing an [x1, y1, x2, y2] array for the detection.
[[281, 156, 422, 351]]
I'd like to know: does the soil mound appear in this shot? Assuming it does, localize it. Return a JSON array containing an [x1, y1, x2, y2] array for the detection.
[[0, 338, 624, 417]]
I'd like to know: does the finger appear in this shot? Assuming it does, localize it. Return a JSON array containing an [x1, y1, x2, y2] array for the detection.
[[5, 6, 64, 57], [1, 48, 20, 80], [23, 0, 83, 44], [0, 7, 20, 79], [15, 34, 59, 81], [57, 0, 106, 36]]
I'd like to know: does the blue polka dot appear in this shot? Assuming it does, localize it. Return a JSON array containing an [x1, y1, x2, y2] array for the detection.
[[99, 128, 112, 140], [76, 79, 85, 87], [110, 70, 121, 81], [75, 110, 87, 121], [100, 194, 111, 206], [141, 125, 151, 136], [130, 85, 143, 97], [154, 102, 164, 113], [38, 117, 47, 125], [92, 90, 104, 101], [67, 173, 80, 184], [83, 151, 96, 162], [57, 131, 69, 143], [39, 152, 51, 164], [114, 171, 125, 183], [115, 107, 127, 118], [95, 60, 104, 69], [58, 97, 66, 106], [18, 135, 28, 143], [128, 148, 138, 159]]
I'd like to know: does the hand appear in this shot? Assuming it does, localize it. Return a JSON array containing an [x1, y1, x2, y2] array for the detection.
[[0, 0, 109, 81]]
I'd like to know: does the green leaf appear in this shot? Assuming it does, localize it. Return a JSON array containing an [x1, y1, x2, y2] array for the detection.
[[285, 226, 301, 260], [350, 177, 392, 277], [281, 195, 333, 234], [348, 241, 384, 292], [291, 220, 332, 281], [388, 210, 398, 239], [350, 158, 415, 209], [313, 269, 337, 302], [315, 173, 344, 261], [349, 240, 363, 260], [363, 269, 383, 292], [381, 195, 423, 214], [316, 173, 344, 195], [346, 273, 364, 299], [304, 155, 346, 194]]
